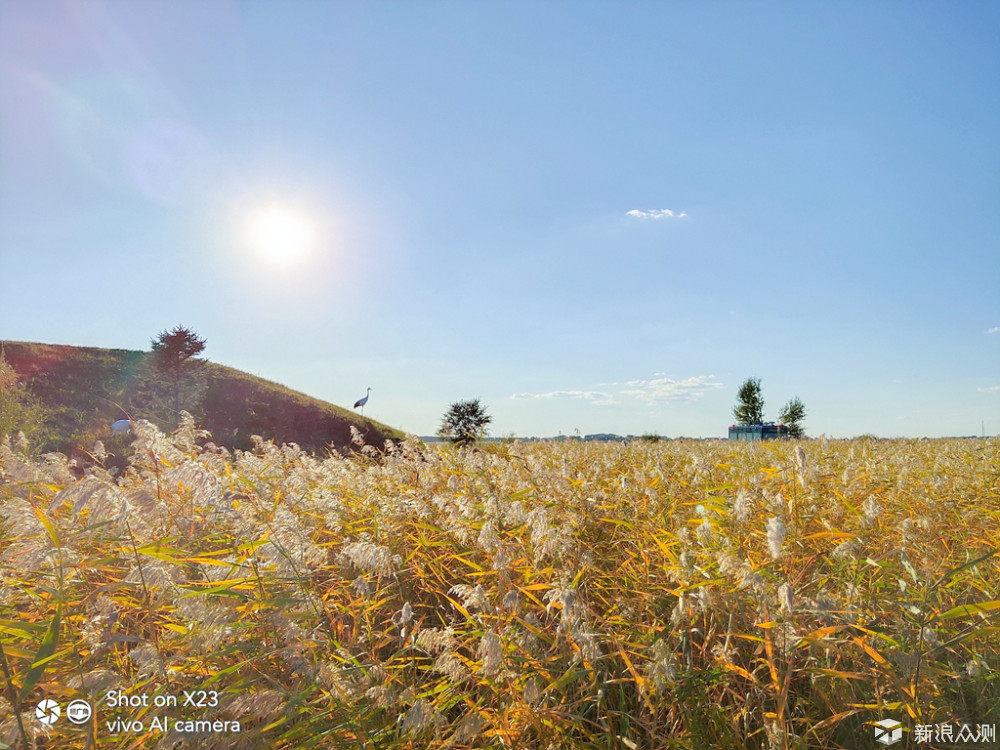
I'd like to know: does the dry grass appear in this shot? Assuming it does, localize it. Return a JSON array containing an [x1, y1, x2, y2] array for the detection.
[[0, 418, 997, 748]]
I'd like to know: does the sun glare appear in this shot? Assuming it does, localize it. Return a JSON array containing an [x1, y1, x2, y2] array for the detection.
[[246, 206, 315, 265]]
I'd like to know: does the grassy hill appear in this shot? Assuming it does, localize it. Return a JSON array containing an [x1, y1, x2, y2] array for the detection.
[[0, 340, 403, 456]]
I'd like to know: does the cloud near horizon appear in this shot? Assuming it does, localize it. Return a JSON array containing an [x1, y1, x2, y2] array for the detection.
[[626, 208, 687, 220], [978, 385, 1000, 392], [618, 375, 724, 404], [512, 374, 722, 406], [987, 327, 999, 335]]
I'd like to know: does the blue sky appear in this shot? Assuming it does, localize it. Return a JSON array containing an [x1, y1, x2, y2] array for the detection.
[[2, 1, 998, 438]]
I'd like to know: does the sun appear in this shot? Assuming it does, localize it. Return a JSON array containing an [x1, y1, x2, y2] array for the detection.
[[246, 206, 315, 265]]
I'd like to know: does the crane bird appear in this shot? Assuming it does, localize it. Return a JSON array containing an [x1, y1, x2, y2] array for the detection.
[[354, 387, 371, 414]]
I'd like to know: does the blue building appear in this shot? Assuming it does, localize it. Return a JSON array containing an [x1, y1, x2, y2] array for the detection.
[[728, 423, 789, 441]]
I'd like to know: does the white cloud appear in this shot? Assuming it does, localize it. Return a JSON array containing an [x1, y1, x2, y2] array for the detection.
[[619, 375, 724, 404], [514, 374, 723, 408], [626, 208, 687, 220], [986, 327, 999, 335], [978, 385, 1000, 392], [511, 390, 617, 405]]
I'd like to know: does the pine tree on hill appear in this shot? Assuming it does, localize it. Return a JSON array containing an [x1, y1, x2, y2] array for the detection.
[[151, 326, 206, 420]]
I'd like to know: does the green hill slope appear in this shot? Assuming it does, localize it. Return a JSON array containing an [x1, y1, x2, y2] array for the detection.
[[1, 341, 403, 455]]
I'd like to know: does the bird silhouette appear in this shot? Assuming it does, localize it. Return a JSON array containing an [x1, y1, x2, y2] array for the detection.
[[354, 387, 371, 414]]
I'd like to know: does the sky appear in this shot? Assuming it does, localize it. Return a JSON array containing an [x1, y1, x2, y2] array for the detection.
[[1, 1, 998, 439]]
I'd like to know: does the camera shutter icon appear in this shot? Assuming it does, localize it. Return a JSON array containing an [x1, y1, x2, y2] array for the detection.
[[35, 699, 61, 726], [874, 719, 903, 745]]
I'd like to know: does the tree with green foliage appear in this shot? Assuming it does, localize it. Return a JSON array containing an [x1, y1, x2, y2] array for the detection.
[[439, 399, 492, 446], [0, 352, 46, 445], [151, 325, 206, 418], [733, 376, 765, 425], [778, 396, 807, 438]]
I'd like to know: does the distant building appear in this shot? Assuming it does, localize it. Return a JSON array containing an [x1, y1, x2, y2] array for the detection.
[[729, 423, 789, 441]]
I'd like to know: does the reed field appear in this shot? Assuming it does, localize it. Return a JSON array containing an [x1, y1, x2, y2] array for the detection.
[[0, 417, 997, 749]]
